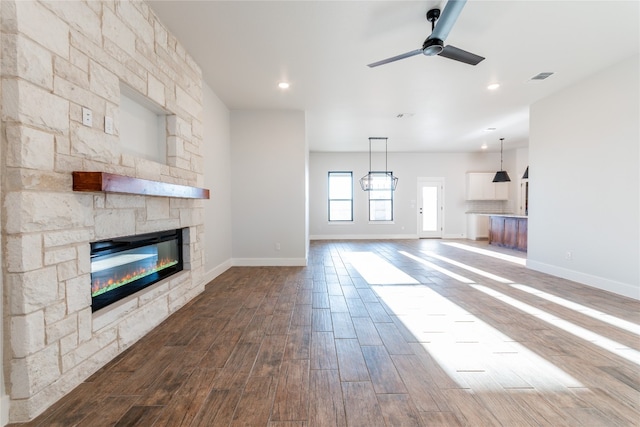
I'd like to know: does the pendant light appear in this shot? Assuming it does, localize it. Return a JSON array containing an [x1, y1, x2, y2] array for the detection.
[[492, 137, 511, 183], [359, 137, 398, 191], [522, 166, 529, 179]]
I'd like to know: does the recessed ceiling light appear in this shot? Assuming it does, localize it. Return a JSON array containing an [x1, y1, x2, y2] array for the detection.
[[485, 127, 497, 132], [481, 143, 488, 150], [487, 83, 500, 90], [278, 82, 290, 89]]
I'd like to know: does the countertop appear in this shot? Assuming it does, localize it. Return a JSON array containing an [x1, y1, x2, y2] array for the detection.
[[466, 212, 528, 218]]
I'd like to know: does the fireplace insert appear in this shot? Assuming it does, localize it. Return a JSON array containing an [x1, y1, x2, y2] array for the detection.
[[90, 229, 183, 312]]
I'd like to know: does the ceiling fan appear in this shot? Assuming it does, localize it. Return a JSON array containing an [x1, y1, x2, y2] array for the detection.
[[367, 0, 484, 68]]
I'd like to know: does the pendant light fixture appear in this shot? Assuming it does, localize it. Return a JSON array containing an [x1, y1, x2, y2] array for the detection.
[[359, 137, 398, 191], [522, 166, 529, 179], [492, 137, 511, 183]]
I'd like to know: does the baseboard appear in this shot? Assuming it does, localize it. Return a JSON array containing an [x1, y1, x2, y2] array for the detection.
[[444, 233, 467, 239], [527, 260, 640, 300], [1, 393, 9, 426], [232, 257, 307, 267], [202, 259, 233, 286], [310, 234, 418, 240]]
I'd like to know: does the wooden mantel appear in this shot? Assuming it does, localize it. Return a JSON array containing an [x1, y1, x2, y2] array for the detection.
[[72, 172, 210, 199]]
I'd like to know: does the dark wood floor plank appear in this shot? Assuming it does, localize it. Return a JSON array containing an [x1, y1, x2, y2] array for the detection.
[[284, 324, 311, 361], [341, 381, 386, 427], [391, 354, 447, 412], [75, 396, 138, 427], [190, 388, 241, 427], [329, 294, 349, 312], [345, 298, 369, 317], [291, 304, 312, 326], [251, 334, 287, 377], [231, 376, 278, 426], [364, 301, 393, 323], [361, 345, 408, 394], [311, 308, 333, 332], [308, 369, 346, 426], [150, 368, 218, 427], [212, 341, 261, 390], [268, 313, 292, 336], [331, 312, 357, 339], [352, 317, 383, 346], [312, 292, 329, 309], [335, 339, 370, 382], [310, 331, 338, 370], [135, 360, 195, 406], [376, 394, 423, 427], [271, 359, 310, 422], [375, 321, 414, 355], [114, 405, 162, 427]]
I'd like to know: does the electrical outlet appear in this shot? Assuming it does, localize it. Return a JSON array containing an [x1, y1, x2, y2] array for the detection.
[[104, 116, 114, 134], [82, 107, 93, 127]]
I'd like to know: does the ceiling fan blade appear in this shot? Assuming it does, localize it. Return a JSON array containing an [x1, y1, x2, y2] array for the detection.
[[438, 45, 484, 65], [367, 49, 423, 68], [430, 0, 467, 42]]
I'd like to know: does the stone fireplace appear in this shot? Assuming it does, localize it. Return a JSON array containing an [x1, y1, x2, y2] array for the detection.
[[1, 1, 208, 422]]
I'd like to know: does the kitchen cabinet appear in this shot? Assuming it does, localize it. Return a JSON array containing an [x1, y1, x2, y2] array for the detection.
[[489, 215, 527, 251], [467, 214, 489, 240], [466, 173, 509, 200]]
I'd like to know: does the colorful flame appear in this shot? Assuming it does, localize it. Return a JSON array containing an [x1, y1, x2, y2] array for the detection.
[[91, 258, 178, 297]]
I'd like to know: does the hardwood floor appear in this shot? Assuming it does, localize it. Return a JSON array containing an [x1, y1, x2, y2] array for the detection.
[[12, 239, 640, 426]]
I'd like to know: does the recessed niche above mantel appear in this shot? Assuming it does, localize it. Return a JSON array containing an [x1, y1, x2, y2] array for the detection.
[[72, 172, 210, 199]]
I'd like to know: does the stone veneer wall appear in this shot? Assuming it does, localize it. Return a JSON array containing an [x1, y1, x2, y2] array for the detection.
[[1, 1, 206, 422]]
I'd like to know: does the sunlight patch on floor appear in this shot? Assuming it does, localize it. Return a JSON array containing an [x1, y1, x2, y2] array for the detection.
[[443, 242, 526, 266], [421, 251, 513, 283], [372, 284, 583, 391], [344, 252, 419, 285], [511, 284, 640, 335], [472, 285, 640, 366], [399, 251, 474, 284]]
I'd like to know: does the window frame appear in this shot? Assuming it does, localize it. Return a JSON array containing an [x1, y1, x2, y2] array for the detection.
[[328, 171, 354, 222]]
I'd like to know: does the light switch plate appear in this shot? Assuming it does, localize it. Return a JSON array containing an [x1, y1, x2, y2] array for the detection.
[[82, 107, 92, 127], [104, 116, 114, 134]]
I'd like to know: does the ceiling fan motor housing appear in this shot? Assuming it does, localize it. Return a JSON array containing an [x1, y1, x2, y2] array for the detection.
[[422, 38, 444, 56]]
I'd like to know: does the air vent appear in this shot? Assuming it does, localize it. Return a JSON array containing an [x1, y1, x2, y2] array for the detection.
[[530, 72, 554, 81]]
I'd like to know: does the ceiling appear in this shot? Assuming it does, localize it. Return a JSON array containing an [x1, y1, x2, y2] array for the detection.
[[148, 1, 639, 153]]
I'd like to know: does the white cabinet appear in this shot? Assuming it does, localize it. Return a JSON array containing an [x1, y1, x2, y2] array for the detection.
[[466, 173, 509, 200], [467, 214, 489, 240]]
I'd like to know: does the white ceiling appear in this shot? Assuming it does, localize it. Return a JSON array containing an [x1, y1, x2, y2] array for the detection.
[[148, 1, 639, 153]]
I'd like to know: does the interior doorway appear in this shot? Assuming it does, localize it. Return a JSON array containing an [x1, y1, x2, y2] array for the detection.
[[417, 178, 444, 238]]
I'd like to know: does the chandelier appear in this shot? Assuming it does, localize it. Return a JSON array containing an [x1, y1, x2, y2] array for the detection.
[[359, 137, 398, 191]]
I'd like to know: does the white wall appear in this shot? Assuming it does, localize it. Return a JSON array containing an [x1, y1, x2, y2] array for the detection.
[[309, 150, 512, 239], [529, 55, 639, 299], [230, 110, 308, 265], [514, 147, 529, 215], [202, 83, 233, 282]]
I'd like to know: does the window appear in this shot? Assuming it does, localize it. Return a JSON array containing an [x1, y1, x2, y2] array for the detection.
[[328, 172, 353, 221], [368, 173, 394, 221]]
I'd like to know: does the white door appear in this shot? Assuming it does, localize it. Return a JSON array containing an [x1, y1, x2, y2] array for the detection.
[[418, 179, 443, 238]]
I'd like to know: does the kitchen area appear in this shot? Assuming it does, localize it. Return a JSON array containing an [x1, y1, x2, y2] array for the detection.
[[465, 171, 528, 251]]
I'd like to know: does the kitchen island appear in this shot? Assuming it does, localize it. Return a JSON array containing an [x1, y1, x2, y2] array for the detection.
[[488, 214, 528, 252]]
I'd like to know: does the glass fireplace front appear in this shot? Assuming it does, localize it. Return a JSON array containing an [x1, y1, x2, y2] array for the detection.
[[91, 229, 183, 312]]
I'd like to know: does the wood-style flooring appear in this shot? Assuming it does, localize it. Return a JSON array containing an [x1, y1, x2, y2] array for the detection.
[[12, 239, 640, 426]]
